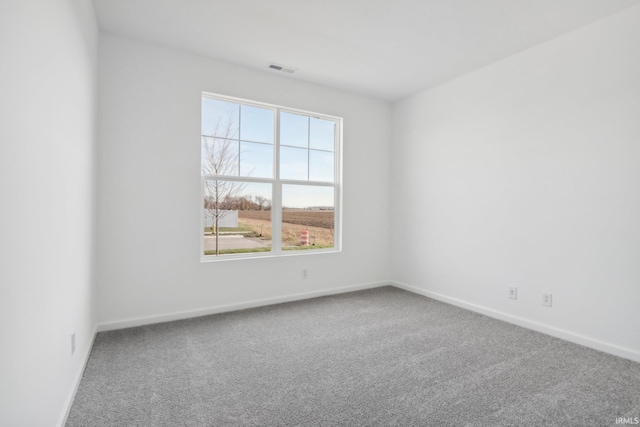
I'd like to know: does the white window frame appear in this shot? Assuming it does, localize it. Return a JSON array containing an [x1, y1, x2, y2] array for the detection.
[[200, 92, 343, 262]]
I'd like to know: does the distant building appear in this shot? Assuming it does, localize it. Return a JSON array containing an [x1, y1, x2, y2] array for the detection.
[[203, 210, 238, 228], [308, 206, 334, 211]]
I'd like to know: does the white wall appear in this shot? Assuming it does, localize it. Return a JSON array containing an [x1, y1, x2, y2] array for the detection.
[[392, 5, 640, 360], [97, 34, 391, 327], [0, 0, 98, 426]]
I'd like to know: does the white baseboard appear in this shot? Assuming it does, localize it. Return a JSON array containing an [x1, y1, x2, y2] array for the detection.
[[391, 281, 640, 363], [97, 281, 391, 332], [58, 325, 98, 427]]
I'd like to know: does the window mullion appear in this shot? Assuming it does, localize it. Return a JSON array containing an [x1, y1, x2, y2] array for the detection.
[[272, 183, 282, 255], [307, 116, 311, 181], [202, 175, 274, 184], [272, 108, 282, 253], [238, 106, 242, 176]]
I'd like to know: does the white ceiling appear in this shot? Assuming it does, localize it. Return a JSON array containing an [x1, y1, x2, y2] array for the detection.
[[93, 0, 640, 101]]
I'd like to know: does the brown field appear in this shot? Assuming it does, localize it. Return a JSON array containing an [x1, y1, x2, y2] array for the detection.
[[238, 210, 334, 247], [239, 210, 334, 229]]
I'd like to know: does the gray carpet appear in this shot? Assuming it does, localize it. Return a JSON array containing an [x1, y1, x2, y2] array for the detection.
[[66, 286, 640, 426]]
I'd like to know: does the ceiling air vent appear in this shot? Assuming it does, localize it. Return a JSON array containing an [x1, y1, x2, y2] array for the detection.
[[268, 63, 296, 73]]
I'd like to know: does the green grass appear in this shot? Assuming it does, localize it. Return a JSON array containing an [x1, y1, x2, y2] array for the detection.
[[220, 226, 253, 232], [283, 244, 334, 251], [204, 247, 271, 256], [204, 226, 256, 236]]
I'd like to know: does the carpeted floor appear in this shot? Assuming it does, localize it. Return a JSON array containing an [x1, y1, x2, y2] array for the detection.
[[66, 286, 640, 426]]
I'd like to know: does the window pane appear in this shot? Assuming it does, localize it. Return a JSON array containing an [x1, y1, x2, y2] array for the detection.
[[204, 181, 272, 256], [309, 118, 335, 151], [309, 150, 334, 182], [240, 105, 274, 143], [280, 146, 308, 180], [280, 112, 308, 148], [281, 185, 335, 250], [240, 141, 273, 178], [201, 137, 239, 176], [202, 98, 239, 139]]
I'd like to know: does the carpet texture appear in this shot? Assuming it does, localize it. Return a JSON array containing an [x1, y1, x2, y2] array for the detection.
[[66, 286, 640, 426]]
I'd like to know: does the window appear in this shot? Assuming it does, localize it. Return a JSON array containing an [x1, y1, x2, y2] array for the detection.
[[201, 93, 341, 259]]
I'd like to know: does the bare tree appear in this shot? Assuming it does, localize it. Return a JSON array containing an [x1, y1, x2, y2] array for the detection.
[[253, 195, 268, 211], [202, 115, 247, 255]]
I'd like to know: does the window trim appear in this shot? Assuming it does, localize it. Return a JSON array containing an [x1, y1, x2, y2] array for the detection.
[[200, 92, 343, 262]]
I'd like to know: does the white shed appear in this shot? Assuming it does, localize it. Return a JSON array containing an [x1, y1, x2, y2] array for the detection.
[[203, 210, 238, 228]]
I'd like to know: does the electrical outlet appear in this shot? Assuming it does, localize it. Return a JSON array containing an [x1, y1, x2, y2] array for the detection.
[[302, 269, 308, 279], [71, 333, 76, 355], [542, 293, 552, 307], [508, 287, 517, 300]]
